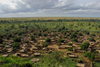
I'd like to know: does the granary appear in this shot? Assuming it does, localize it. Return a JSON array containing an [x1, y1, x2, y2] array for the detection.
[[2, 54, 9, 57], [47, 47, 55, 51], [31, 46, 38, 51], [35, 44, 43, 49], [9, 40, 14, 43], [5, 45, 11, 48], [95, 48, 100, 53], [59, 46, 66, 49], [7, 47, 13, 53], [13, 53, 21, 56], [19, 48, 27, 53], [30, 41, 34, 44], [34, 53, 41, 56], [0, 44, 3, 47], [59, 45, 72, 49], [76, 63, 85, 67], [38, 40, 45, 42], [21, 54, 29, 58], [31, 58, 40, 63], [42, 47, 47, 51], [68, 54, 78, 58], [73, 47, 81, 53], [66, 51, 72, 55]]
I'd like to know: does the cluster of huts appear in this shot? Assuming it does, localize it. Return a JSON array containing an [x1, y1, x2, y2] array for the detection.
[[0, 30, 100, 67]]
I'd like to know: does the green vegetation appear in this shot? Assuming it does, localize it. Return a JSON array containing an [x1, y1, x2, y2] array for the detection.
[[72, 38, 78, 42], [45, 38, 51, 42], [68, 43, 73, 46], [68, 47, 73, 51], [0, 51, 77, 67], [84, 52, 95, 61], [0, 38, 3, 44], [42, 33, 47, 37], [25, 40, 29, 43], [0, 55, 33, 67], [80, 42, 90, 50], [88, 37, 95, 42], [13, 37, 21, 42], [43, 43, 49, 47], [13, 42, 20, 50], [31, 36, 35, 41]]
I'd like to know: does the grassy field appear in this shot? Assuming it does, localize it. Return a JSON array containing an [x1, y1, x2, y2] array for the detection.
[[1, 17, 100, 35], [0, 51, 77, 67]]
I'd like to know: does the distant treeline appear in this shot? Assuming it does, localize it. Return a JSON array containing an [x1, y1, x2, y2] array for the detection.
[[0, 19, 100, 23]]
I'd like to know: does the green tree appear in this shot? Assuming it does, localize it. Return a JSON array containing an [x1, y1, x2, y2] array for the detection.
[[13, 42, 20, 50], [0, 38, 3, 44], [80, 42, 90, 50], [45, 38, 51, 42]]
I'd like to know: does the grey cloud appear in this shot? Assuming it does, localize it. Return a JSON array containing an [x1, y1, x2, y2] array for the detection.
[[0, 0, 100, 17]]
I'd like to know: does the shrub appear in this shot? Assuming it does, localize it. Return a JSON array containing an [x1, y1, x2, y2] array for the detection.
[[13, 37, 21, 42], [38, 33, 41, 36], [7, 34, 12, 37], [45, 38, 51, 42], [78, 33, 83, 36], [90, 33, 95, 36], [30, 30, 34, 33], [84, 52, 95, 61], [80, 42, 90, 50], [72, 38, 78, 42], [0, 35, 3, 38], [88, 38, 95, 42], [13, 42, 20, 50], [0, 38, 3, 44], [43, 43, 49, 47], [31, 36, 35, 41], [86, 32, 90, 35], [68, 43, 73, 46], [25, 40, 29, 43], [33, 32, 36, 35], [42, 33, 47, 37], [70, 33, 77, 39], [68, 47, 73, 51], [20, 63, 33, 67], [58, 38, 64, 43]]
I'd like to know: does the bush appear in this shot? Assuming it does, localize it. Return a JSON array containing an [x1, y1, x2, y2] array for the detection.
[[86, 32, 90, 35], [88, 38, 95, 42], [13, 42, 20, 50], [80, 42, 90, 50], [58, 38, 64, 43], [43, 43, 49, 47], [42, 33, 47, 37], [0, 38, 3, 44], [68, 47, 73, 51], [72, 38, 78, 42], [7, 34, 12, 37], [33, 32, 36, 35], [45, 38, 51, 42], [68, 43, 73, 46], [31, 36, 35, 41], [25, 40, 29, 43], [78, 33, 83, 36], [70, 33, 77, 39], [13, 37, 21, 42], [20, 63, 33, 67], [38, 33, 41, 36], [84, 52, 95, 61], [90, 33, 95, 36]]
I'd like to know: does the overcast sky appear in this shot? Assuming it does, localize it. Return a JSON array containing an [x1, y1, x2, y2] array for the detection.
[[0, 0, 100, 17]]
